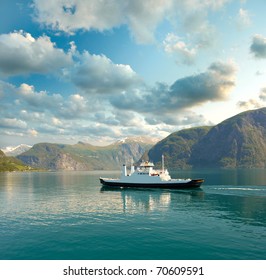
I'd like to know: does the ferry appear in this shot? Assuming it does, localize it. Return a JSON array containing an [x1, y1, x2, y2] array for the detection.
[[99, 156, 204, 189]]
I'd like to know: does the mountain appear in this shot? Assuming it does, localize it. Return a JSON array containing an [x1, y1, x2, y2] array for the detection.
[[15, 108, 266, 170], [115, 136, 159, 145], [146, 126, 212, 169], [146, 108, 266, 169], [17, 137, 157, 170], [2, 144, 32, 156], [0, 149, 32, 172], [190, 107, 266, 168]]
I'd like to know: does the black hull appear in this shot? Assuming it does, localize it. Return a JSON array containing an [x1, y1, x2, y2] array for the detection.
[[99, 178, 203, 189]]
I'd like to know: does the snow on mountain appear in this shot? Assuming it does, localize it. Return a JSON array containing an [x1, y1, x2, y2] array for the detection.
[[115, 136, 159, 145], [2, 144, 32, 156]]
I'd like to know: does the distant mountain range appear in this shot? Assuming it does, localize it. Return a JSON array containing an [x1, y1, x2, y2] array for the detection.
[[1, 108, 265, 172], [2, 144, 32, 156], [146, 107, 266, 169], [17, 136, 157, 171]]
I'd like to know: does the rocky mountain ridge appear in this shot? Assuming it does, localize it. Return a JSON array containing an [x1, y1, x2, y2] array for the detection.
[[17, 137, 156, 170], [190, 107, 266, 168]]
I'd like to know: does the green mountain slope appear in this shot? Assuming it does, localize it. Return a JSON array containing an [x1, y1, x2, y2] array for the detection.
[[147, 107, 266, 169], [17, 137, 155, 170], [191, 107, 266, 168], [0, 149, 32, 171], [147, 126, 212, 169]]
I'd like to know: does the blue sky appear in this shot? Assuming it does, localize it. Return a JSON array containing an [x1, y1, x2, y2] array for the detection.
[[1, 0, 266, 147]]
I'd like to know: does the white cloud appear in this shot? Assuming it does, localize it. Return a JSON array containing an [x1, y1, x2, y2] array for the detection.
[[0, 55, 238, 145], [125, 0, 172, 44], [0, 30, 141, 94], [28, 129, 38, 137], [1, 118, 27, 129], [32, 0, 229, 44], [0, 80, 93, 123], [0, 30, 73, 76], [237, 99, 259, 109], [0, 77, 212, 145], [52, 117, 63, 126], [33, 0, 124, 34], [2, 131, 24, 137], [145, 110, 207, 126], [163, 33, 197, 64], [66, 51, 142, 93], [18, 83, 64, 110], [33, 0, 172, 44], [59, 94, 89, 119], [110, 60, 237, 113], [237, 87, 266, 109]]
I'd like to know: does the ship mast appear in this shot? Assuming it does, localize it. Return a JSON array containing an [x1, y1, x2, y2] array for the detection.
[[130, 158, 135, 174], [162, 154, 165, 173]]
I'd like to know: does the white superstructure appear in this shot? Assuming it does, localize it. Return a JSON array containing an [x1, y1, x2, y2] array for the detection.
[[100, 155, 204, 189], [101, 156, 191, 185]]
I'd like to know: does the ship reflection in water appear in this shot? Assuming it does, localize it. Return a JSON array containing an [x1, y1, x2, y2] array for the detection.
[[100, 186, 205, 213]]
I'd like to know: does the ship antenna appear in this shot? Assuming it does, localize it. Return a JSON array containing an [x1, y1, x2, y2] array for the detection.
[[162, 154, 165, 173]]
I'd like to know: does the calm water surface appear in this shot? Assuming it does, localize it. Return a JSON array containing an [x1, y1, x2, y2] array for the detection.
[[0, 169, 265, 260]]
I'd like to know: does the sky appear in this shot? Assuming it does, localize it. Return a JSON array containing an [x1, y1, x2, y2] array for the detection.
[[1, 0, 266, 147]]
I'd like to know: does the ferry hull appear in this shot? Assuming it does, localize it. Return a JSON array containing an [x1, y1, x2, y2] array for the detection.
[[99, 178, 204, 189]]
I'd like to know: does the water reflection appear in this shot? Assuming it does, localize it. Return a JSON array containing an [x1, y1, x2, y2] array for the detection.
[[1, 171, 265, 260], [101, 187, 205, 213], [100, 185, 266, 226], [1, 171, 265, 228]]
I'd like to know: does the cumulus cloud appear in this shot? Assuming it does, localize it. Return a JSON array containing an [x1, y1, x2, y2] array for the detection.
[[125, 0, 172, 44], [59, 94, 91, 119], [18, 83, 64, 111], [163, 33, 197, 64], [9, 83, 101, 120], [32, 0, 229, 44], [144, 111, 206, 126], [66, 51, 142, 93], [250, 34, 266, 58], [0, 30, 73, 76], [0, 30, 141, 93], [1, 118, 27, 129], [110, 60, 237, 113], [0, 80, 96, 128], [0, 80, 104, 141], [18, 84, 103, 119], [0, 77, 213, 145], [33, 0, 172, 44]]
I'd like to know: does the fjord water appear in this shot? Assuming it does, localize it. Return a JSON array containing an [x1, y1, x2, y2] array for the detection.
[[0, 169, 265, 260]]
